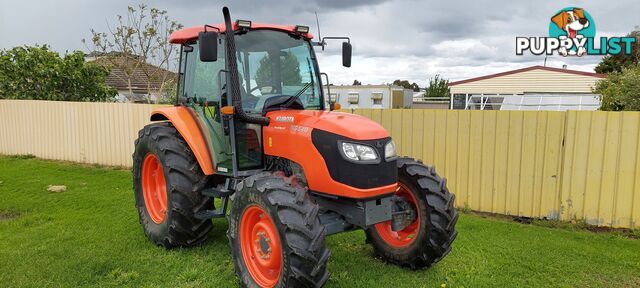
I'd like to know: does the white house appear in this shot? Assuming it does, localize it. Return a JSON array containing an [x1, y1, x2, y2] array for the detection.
[[323, 85, 413, 109], [448, 65, 606, 111]]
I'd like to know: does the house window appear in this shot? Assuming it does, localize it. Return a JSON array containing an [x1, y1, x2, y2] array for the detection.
[[452, 94, 467, 110], [326, 93, 339, 106], [348, 92, 359, 104], [371, 92, 383, 106], [329, 93, 338, 102]]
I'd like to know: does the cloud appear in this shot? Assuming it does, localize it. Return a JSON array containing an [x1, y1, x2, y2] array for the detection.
[[432, 39, 498, 60], [1, 0, 638, 85]]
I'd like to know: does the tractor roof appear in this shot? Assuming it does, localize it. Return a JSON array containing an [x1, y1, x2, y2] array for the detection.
[[169, 23, 314, 44]]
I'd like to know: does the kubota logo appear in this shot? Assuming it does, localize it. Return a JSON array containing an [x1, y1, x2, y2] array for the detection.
[[516, 7, 636, 57], [275, 116, 294, 123]]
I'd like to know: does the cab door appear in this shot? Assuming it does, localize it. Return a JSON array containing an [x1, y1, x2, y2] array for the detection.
[[231, 50, 265, 172], [179, 40, 234, 174]]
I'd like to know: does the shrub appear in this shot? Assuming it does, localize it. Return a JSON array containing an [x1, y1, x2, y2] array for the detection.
[[0, 45, 116, 102], [594, 65, 640, 111]]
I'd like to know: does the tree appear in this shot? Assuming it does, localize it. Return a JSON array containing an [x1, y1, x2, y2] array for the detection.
[[0, 45, 116, 101], [281, 52, 302, 85], [593, 65, 640, 111], [158, 78, 177, 104], [392, 79, 419, 92], [352, 80, 362, 85], [595, 28, 640, 74], [85, 4, 182, 103], [425, 74, 450, 98], [255, 51, 302, 87]]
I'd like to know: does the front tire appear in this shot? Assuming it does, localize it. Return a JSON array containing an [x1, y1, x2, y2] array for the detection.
[[366, 157, 458, 269], [133, 122, 213, 248], [228, 172, 330, 288]]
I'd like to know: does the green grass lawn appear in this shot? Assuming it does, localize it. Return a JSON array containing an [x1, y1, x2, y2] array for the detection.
[[1, 156, 639, 288]]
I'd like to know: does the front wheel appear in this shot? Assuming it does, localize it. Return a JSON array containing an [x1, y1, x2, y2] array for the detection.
[[366, 157, 458, 269], [228, 172, 330, 288]]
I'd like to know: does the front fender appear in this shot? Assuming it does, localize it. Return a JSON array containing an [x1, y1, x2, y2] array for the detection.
[[150, 106, 215, 175]]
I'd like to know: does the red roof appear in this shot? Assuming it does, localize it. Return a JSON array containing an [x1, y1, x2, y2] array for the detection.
[[170, 23, 314, 44], [448, 65, 606, 86]]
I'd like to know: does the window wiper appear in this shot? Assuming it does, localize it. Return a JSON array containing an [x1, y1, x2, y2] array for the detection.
[[306, 58, 315, 102], [282, 82, 311, 108]]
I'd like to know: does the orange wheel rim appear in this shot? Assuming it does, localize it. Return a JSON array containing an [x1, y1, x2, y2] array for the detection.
[[374, 182, 421, 248], [240, 205, 282, 287], [142, 153, 168, 224]]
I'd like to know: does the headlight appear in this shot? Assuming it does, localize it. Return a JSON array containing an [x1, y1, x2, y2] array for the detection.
[[384, 140, 397, 160], [339, 142, 379, 163]]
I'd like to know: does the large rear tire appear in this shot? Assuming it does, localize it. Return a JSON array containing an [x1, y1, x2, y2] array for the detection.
[[133, 122, 213, 248], [228, 172, 330, 288], [366, 157, 458, 269]]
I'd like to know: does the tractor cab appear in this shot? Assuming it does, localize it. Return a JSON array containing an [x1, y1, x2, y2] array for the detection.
[[173, 21, 350, 176]]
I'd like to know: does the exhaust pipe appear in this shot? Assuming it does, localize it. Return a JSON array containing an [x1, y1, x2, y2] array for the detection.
[[222, 7, 270, 126]]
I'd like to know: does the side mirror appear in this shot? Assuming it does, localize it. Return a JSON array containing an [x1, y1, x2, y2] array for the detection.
[[198, 31, 218, 62], [342, 42, 352, 67]]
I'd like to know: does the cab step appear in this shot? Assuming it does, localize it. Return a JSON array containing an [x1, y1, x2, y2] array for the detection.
[[195, 179, 236, 219], [194, 209, 226, 219], [201, 187, 233, 198]]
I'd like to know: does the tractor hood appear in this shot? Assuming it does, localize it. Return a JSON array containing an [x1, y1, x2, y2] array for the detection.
[[263, 109, 396, 198], [266, 110, 390, 140]]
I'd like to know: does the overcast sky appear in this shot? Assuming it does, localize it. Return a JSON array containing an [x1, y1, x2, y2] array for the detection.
[[1, 0, 638, 86]]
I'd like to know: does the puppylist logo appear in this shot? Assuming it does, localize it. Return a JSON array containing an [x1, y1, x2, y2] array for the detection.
[[516, 7, 636, 57]]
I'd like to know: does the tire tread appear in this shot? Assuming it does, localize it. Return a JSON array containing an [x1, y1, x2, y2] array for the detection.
[[366, 156, 458, 269], [228, 172, 330, 287], [133, 122, 213, 248]]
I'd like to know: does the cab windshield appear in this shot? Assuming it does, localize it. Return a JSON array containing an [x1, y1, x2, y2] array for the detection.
[[234, 30, 322, 113]]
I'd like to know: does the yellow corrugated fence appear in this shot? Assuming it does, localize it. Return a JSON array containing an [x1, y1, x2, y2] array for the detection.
[[0, 100, 161, 167], [559, 111, 640, 228], [0, 100, 638, 228], [346, 108, 640, 229]]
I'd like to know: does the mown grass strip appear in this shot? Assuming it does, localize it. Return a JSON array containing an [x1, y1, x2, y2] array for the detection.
[[0, 156, 639, 287]]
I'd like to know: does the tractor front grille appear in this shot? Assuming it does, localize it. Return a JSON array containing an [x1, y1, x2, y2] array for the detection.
[[311, 129, 397, 190]]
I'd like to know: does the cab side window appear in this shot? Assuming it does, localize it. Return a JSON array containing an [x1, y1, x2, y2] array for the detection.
[[182, 41, 226, 103]]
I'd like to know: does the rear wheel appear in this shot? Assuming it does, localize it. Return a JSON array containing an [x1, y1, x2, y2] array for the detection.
[[133, 122, 213, 248], [228, 172, 330, 288], [366, 157, 458, 269]]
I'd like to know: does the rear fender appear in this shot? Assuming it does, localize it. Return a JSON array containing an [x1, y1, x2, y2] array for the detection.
[[150, 107, 215, 175]]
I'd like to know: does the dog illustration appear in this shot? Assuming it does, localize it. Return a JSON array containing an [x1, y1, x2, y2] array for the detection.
[[551, 8, 589, 56]]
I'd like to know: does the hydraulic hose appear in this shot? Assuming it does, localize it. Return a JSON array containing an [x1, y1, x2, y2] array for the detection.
[[222, 7, 270, 125]]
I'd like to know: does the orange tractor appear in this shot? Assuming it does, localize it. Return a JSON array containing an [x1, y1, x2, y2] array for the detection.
[[133, 7, 458, 287]]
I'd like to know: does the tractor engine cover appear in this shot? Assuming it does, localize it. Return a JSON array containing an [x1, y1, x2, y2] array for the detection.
[[263, 110, 398, 199]]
